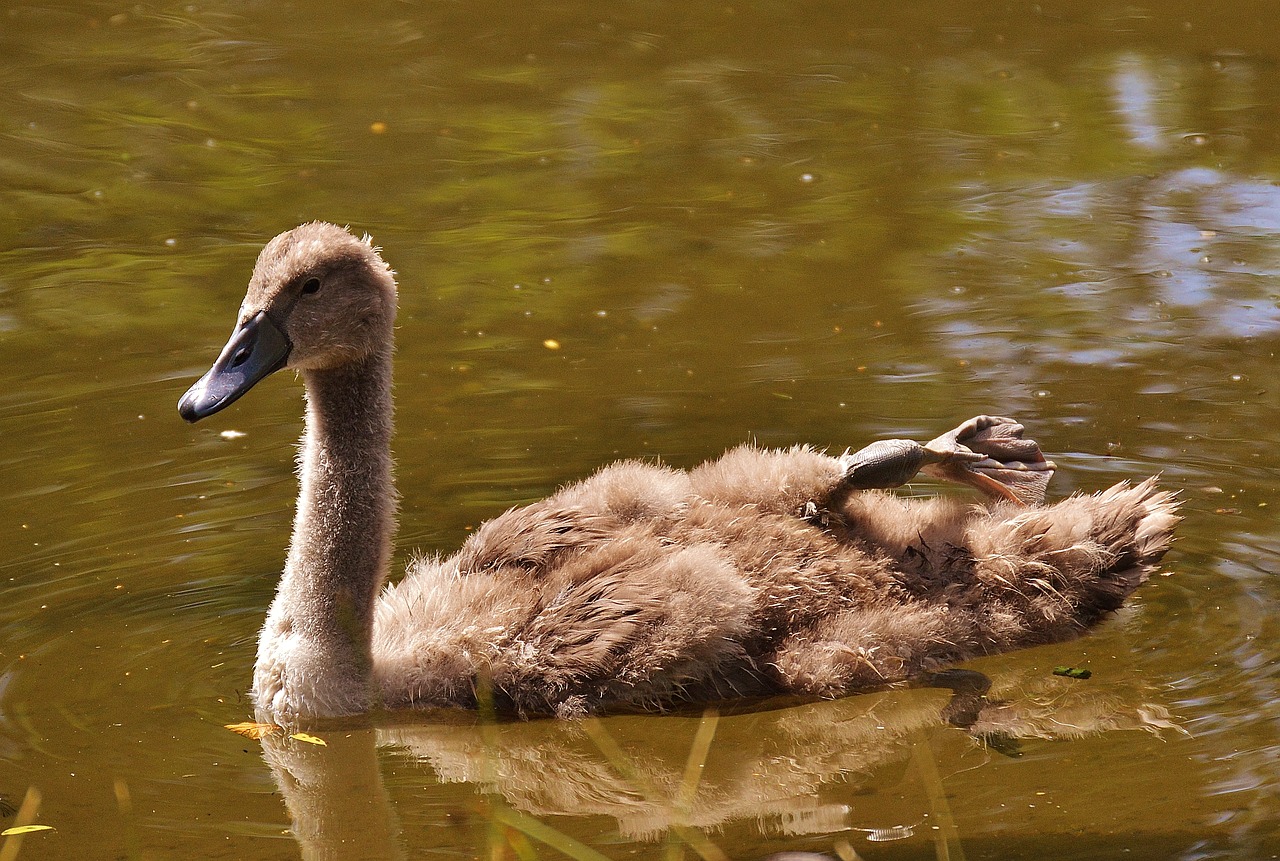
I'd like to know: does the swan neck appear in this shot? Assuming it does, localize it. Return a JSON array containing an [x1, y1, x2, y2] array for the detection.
[[295, 347, 396, 595], [256, 345, 395, 717]]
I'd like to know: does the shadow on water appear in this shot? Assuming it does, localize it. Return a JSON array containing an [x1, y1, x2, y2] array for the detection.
[[256, 665, 1187, 861]]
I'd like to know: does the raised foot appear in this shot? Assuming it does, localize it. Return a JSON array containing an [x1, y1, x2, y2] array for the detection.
[[839, 415, 1056, 505], [921, 415, 1056, 505]]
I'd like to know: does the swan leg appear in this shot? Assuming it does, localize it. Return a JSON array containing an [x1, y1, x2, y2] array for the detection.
[[836, 415, 1056, 506], [686, 416, 1053, 522], [919, 668, 995, 729]]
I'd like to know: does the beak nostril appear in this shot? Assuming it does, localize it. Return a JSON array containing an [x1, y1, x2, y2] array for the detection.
[[180, 309, 290, 422]]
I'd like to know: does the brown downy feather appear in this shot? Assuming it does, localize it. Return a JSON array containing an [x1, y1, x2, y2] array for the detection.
[[373, 448, 1179, 717], [179, 223, 1181, 721]]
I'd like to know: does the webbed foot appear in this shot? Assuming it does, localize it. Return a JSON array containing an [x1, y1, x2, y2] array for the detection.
[[920, 415, 1055, 505], [837, 415, 1055, 505]]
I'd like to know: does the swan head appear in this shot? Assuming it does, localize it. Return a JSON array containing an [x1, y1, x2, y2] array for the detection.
[[178, 222, 398, 422]]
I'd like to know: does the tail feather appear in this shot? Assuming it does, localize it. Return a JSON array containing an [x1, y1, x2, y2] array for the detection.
[[762, 478, 1180, 699], [1066, 477, 1178, 599], [1127, 478, 1181, 563], [985, 477, 1181, 633]]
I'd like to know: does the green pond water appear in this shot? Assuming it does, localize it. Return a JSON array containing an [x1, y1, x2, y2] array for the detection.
[[1, 1, 1278, 858]]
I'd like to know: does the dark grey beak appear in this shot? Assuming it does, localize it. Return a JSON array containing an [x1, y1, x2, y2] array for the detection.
[[178, 310, 291, 423]]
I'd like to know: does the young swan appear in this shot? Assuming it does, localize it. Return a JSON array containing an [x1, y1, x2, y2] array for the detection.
[[178, 222, 1180, 720]]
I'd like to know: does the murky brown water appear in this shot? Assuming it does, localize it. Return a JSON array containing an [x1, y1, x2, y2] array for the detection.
[[1, 1, 1278, 858]]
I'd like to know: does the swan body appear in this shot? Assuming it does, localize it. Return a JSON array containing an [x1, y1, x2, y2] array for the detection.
[[178, 222, 1180, 720]]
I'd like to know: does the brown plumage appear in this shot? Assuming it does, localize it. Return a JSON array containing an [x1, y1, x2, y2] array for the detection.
[[178, 222, 1180, 720]]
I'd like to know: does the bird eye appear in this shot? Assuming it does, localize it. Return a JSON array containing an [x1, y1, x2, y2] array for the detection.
[[301, 277, 321, 295]]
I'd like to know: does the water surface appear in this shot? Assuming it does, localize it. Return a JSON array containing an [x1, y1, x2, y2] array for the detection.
[[1, 2, 1278, 858]]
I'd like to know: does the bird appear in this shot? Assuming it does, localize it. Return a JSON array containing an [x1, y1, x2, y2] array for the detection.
[[178, 222, 1180, 721]]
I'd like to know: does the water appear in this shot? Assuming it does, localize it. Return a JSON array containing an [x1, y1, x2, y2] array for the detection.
[[1, 1, 1278, 858]]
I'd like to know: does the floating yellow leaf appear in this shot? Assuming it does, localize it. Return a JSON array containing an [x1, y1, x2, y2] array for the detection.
[[542, 339, 561, 350], [1, 825, 54, 836], [290, 732, 327, 746], [225, 721, 281, 739]]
